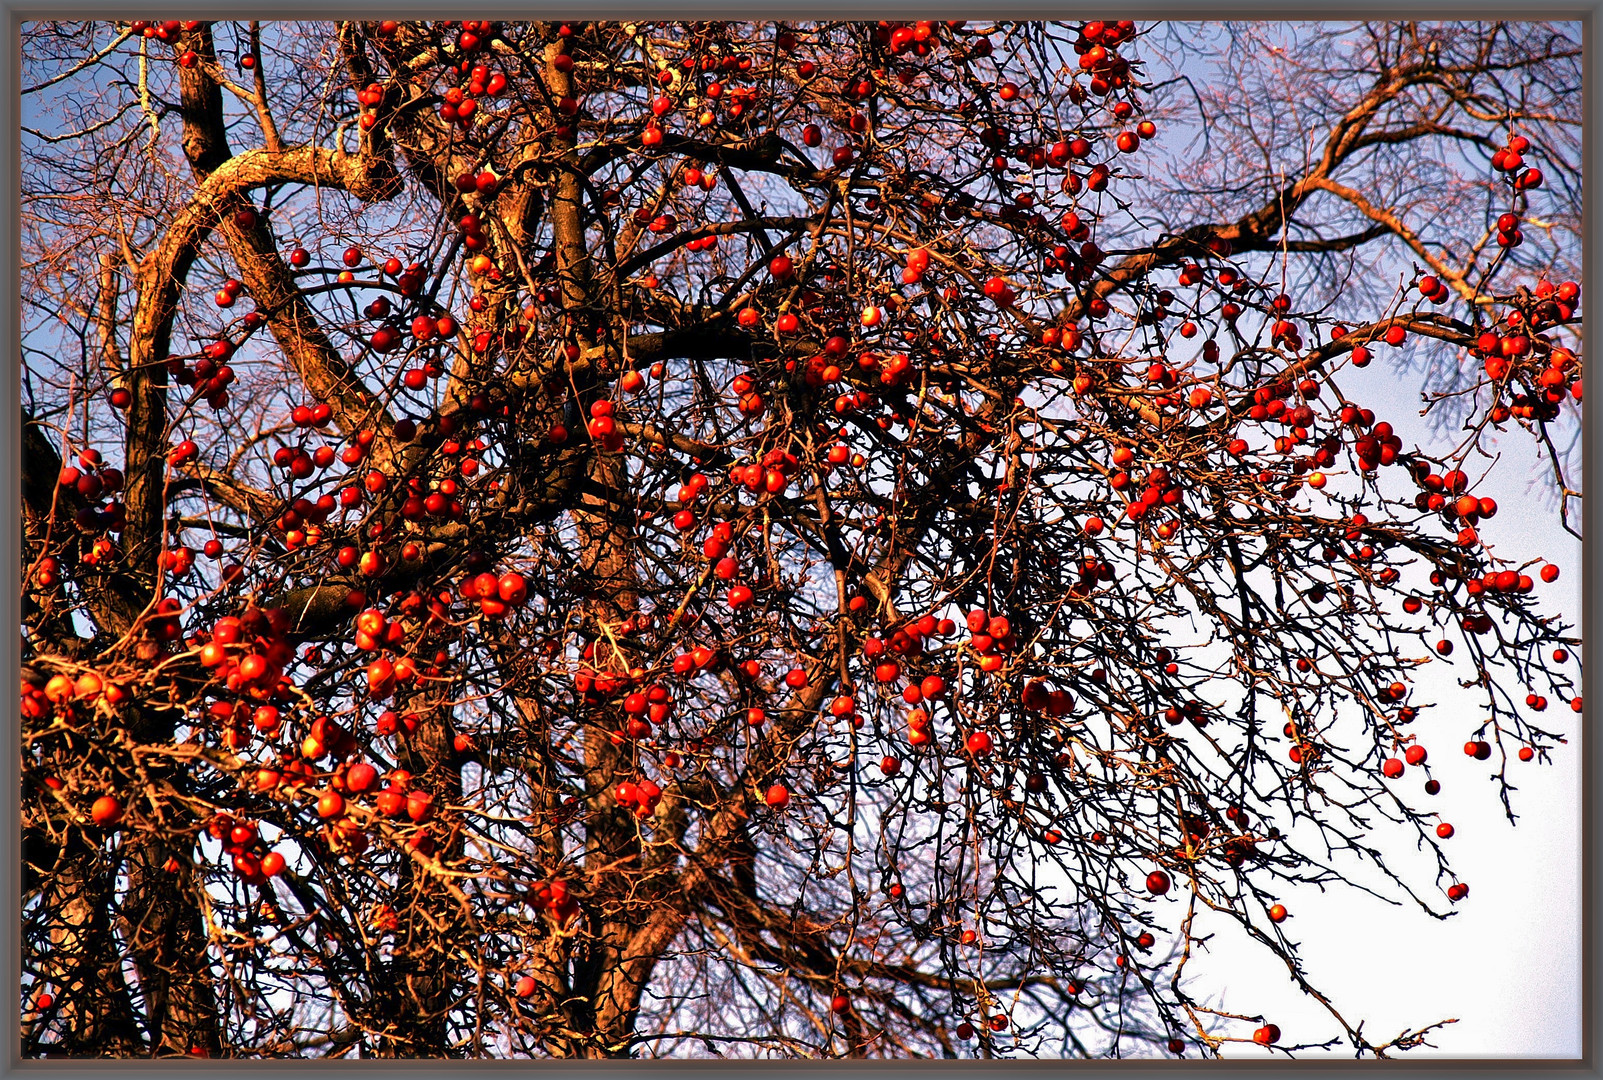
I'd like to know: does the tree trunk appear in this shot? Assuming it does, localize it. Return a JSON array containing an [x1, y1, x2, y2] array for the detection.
[[29, 834, 144, 1056]]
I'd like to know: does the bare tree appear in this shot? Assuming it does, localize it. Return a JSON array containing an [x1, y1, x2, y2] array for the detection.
[[20, 18, 1580, 1059]]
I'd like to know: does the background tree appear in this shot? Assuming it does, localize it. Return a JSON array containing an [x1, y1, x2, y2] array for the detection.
[[19, 18, 1581, 1059]]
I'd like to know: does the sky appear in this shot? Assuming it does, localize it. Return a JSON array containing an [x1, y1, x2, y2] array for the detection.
[[1137, 24, 1583, 1058], [1196, 355, 1582, 1058]]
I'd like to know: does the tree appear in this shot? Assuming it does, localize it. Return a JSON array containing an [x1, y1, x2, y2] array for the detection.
[[19, 18, 1581, 1059]]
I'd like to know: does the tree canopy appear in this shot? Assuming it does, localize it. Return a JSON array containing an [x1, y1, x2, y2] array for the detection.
[[19, 18, 1582, 1059]]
